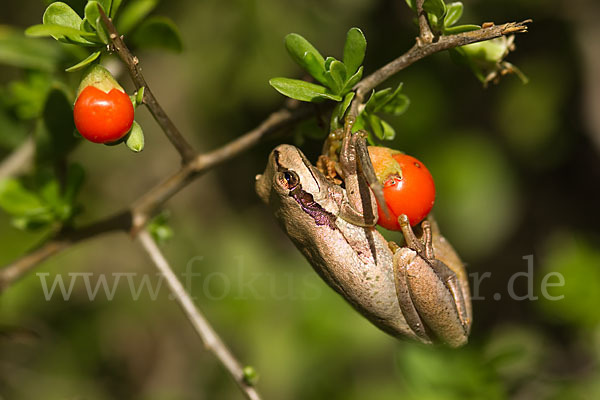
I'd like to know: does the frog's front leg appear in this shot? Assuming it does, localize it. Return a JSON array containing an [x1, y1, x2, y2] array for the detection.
[[337, 129, 382, 227], [393, 214, 471, 347]]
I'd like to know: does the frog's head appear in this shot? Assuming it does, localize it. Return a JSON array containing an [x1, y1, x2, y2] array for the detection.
[[255, 144, 323, 205]]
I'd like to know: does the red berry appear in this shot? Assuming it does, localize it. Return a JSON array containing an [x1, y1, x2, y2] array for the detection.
[[73, 86, 134, 143], [374, 153, 435, 230]]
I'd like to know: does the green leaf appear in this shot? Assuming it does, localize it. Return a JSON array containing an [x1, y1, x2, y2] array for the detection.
[[423, 0, 446, 19], [381, 93, 410, 115], [0, 179, 45, 216], [130, 16, 183, 52], [405, 0, 416, 11], [269, 78, 342, 102], [444, 2, 463, 28], [324, 60, 346, 94], [42, 2, 82, 31], [365, 87, 392, 113], [136, 86, 145, 104], [380, 119, 396, 140], [284, 33, 327, 86], [343, 27, 366, 75], [117, 0, 160, 35], [25, 24, 98, 46], [365, 83, 408, 115], [368, 114, 384, 140], [84, 1, 104, 30], [324, 56, 336, 71], [443, 24, 480, 34], [337, 92, 355, 121], [95, 16, 110, 44], [65, 50, 101, 72], [125, 120, 144, 152], [340, 65, 363, 94]]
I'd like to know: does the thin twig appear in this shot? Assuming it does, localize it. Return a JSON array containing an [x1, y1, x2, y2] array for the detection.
[[355, 20, 531, 101], [416, 0, 434, 44], [137, 230, 262, 400], [97, 7, 196, 163]]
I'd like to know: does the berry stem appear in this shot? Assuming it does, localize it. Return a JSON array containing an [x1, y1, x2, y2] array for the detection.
[[97, 6, 197, 163]]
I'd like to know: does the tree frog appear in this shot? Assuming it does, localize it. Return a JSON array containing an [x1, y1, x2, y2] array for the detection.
[[255, 132, 472, 347]]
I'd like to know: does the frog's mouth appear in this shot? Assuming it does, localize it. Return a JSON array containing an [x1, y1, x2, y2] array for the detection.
[[273, 148, 337, 230]]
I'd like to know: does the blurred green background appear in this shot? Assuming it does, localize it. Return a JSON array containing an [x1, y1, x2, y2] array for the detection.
[[2, 0, 600, 399]]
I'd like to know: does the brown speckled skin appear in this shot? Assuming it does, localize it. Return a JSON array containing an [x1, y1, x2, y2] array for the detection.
[[256, 144, 471, 346]]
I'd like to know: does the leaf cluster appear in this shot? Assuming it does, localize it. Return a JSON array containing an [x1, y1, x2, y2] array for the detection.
[[25, 0, 183, 72], [270, 28, 410, 144]]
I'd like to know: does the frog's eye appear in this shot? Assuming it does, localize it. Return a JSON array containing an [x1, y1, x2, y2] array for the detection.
[[278, 170, 299, 190]]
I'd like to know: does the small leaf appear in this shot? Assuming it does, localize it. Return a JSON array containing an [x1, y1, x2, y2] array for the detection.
[[130, 16, 183, 52], [366, 83, 407, 115], [324, 56, 336, 71], [136, 87, 145, 104], [368, 114, 384, 140], [0, 179, 45, 216], [343, 27, 366, 75], [25, 24, 98, 46], [125, 121, 144, 152], [269, 77, 342, 102], [84, 1, 104, 30], [324, 60, 346, 94], [284, 33, 327, 85], [43, 2, 82, 31], [95, 16, 110, 44], [381, 93, 410, 115], [337, 92, 355, 121], [380, 119, 396, 140], [443, 24, 480, 34], [340, 65, 363, 94], [65, 50, 101, 72], [405, 0, 416, 11], [116, 0, 159, 35], [365, 87, 392, 113], [423, 0, 446, 19], [444, 2, 463, 28]]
